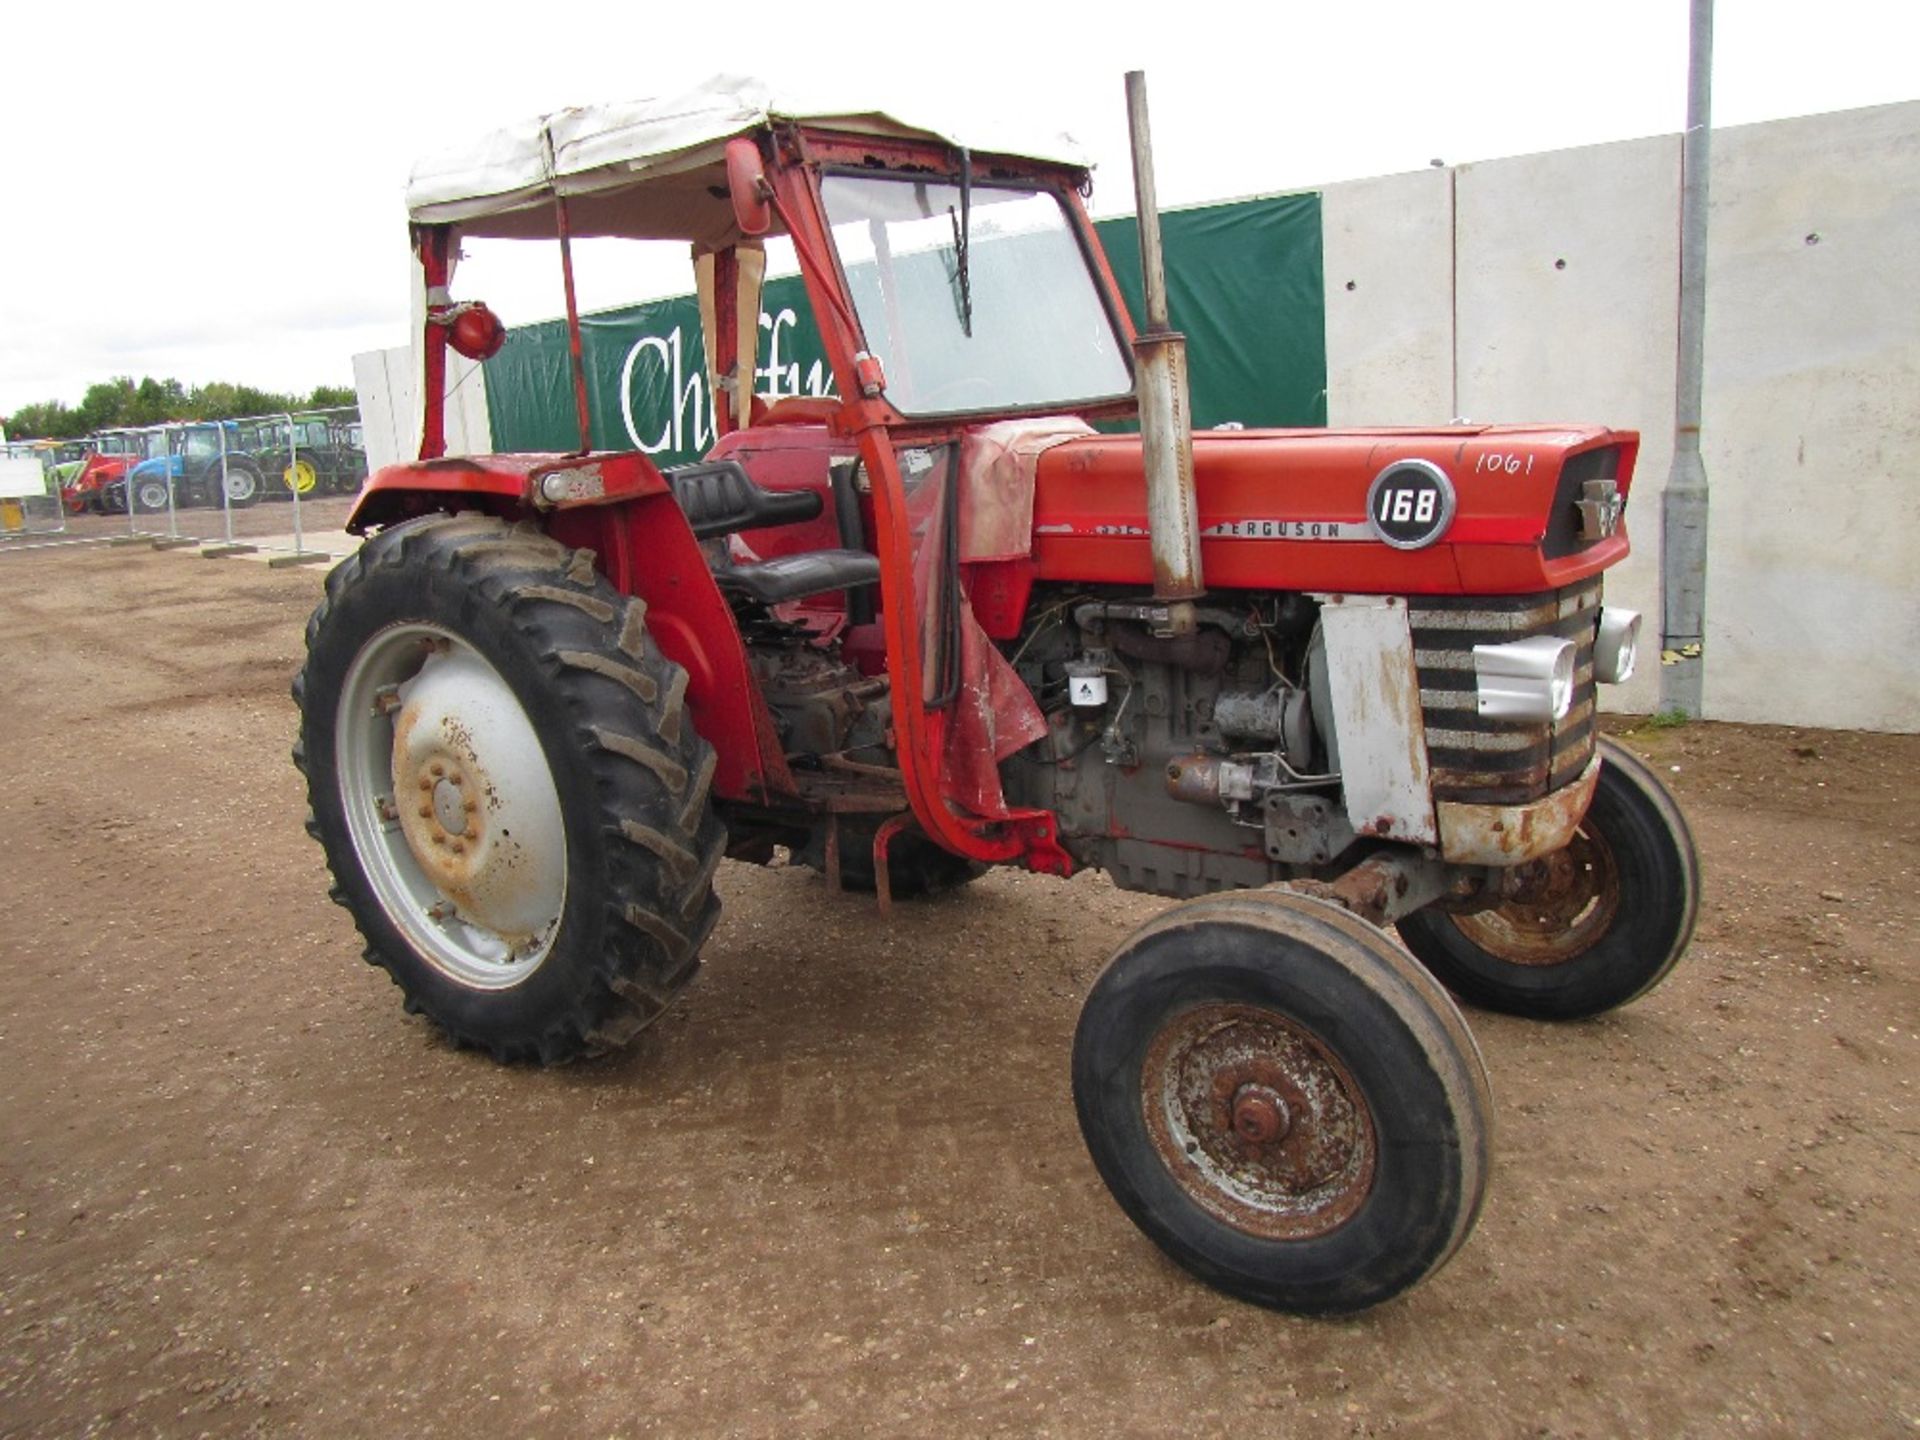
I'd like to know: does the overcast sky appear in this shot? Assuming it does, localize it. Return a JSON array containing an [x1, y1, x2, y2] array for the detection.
[[2, 0, 1914, 419]]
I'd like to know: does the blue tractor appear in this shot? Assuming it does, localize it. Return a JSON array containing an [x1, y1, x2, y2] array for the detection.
[[117, 422, 264, 513]]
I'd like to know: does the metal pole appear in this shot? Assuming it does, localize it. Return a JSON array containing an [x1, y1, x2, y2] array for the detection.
[[1660, 0, 1713, 716], [1124, 70, 1204, 624], [217, 420, 234, 542], [165, 424, 179, 539], [287, 413, 305, 557]]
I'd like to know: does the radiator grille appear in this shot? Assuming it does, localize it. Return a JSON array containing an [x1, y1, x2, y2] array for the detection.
[[1408, 579, 1602, 805]]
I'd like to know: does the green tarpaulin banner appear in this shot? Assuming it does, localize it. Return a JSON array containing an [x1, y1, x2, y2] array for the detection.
[[484, 192, 1326, 466]]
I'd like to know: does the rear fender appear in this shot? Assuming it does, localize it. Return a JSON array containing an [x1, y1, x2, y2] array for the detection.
[[346, 450, 672, 533], [346, 451, 794, 803], [545, 494, 796, 804]]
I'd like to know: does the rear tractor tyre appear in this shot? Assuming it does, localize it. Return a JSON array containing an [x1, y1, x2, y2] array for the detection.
[[1396, 738, 1699, 1020], [1073, 889, 1492, 1315], [294, 512, 725, 1063]]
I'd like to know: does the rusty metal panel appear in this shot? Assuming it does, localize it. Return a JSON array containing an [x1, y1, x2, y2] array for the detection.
[[1318, 595, 1437, 845], [1435, 754, 1600, 866]]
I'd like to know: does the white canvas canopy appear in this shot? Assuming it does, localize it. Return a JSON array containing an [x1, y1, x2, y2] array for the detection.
[[406, 75, 1089, 249]]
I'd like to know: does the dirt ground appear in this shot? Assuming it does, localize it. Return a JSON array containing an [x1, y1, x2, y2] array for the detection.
[[0, 542, 1914, 1439]]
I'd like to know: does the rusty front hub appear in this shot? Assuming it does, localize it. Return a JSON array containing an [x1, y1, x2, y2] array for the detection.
[[1142, 1003, 1376, 1240], [1450, 821, 1621, 966]]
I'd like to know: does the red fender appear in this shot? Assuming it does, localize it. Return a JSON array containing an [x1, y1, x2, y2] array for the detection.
[[344, 450, 793, 805]]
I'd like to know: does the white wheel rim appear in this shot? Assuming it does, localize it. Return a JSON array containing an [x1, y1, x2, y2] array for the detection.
[[337, 623, 567, 988], [224, 469, 255, 500]]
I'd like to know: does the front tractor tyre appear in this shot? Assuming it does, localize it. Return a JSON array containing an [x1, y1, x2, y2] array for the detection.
[[1073, 889, 1492, 1315], [294, 513, 725, 1063], [1396, 737, 1700, 1020]]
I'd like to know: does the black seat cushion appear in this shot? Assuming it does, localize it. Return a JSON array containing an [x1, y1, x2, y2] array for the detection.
[[667, 460, 822, 539], [713, 549, 882, 606]]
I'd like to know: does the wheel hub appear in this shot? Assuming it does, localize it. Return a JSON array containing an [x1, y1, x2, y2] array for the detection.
[[1230, 1083, 1292, 1145], [1144, 1003, 1376, 1240], [389, 648, 564, 944], [1454, 824, 1621, 966], [337, 625, 568, 989]]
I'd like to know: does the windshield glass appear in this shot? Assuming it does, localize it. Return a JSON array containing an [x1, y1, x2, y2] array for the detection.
[[183, 429, 224, 460], [820, 174, 1131, 418]]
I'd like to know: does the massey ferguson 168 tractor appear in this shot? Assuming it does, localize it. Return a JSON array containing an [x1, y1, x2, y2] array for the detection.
[[295, 77, 1697, 1314]]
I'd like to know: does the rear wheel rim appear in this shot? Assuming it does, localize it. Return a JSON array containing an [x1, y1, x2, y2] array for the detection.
[[1143, 1001, 1377, 1240], [337, 623, 567, 989]]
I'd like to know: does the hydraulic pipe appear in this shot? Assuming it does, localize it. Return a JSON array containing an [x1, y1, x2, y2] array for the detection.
[[1124, 71, 1204, 624]]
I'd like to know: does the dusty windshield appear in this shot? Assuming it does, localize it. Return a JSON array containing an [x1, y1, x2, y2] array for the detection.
[[821, 174, 1132, 417]]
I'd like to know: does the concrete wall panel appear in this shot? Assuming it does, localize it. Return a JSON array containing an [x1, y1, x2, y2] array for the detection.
[[1322, 167, 1454, 426], [1700, 104, 1920, 730], [1452, 135, 1680, 715], [1324, 102, 1920, 731]]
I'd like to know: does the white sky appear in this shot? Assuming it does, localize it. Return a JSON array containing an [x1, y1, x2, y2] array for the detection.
[[2, 0, 1914, 418]]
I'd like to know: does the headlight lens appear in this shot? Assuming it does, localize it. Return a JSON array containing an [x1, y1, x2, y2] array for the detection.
[[1594, 607, 1641, 684], [1473, 635, 1577, 723]]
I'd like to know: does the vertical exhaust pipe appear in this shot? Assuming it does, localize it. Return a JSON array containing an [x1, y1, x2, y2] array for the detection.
[[1125, 71, 1205, 630]]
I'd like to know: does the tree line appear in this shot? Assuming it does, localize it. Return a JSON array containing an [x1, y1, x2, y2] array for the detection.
[[4, 377, 358, 441]]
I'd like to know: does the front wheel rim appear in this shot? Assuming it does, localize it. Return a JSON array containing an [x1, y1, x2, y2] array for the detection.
[[337, 623, 567, 989], [1448, 823, 1621, 966], [1143, 1001, 1377, 1240]]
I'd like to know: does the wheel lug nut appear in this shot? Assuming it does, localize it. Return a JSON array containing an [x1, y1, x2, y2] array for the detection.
[[430, 762, 445, 778], [417, 804, 433, 818]]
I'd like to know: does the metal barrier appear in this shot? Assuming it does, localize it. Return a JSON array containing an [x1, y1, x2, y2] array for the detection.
[[0, 443, 71, 540], [12, 407, 369, 567]]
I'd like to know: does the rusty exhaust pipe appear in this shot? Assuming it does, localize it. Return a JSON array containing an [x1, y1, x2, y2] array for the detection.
[[1125, 70, 1204, 632]]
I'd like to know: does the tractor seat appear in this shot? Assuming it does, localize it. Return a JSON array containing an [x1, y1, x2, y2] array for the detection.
[[712, 549, 882, 606], [665, 459, 879, 605], [666, 459, 821, 538]]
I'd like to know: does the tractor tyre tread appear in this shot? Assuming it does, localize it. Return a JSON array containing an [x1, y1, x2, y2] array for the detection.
[[294, 512, 723, 1063]]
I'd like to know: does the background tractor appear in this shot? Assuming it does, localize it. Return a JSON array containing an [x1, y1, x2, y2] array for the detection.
[[118, 421, 264, 513], [252, 413, 370, 499], [295, 76, 1696, 1316]]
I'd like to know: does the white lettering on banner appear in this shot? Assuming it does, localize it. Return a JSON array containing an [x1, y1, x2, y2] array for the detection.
[[759, 308, 833, 400], [622, 310, 838, 455], [620, 330, 701, 455]]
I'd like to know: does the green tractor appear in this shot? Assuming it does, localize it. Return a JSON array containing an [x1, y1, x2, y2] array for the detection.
[[254, 414, 370, 499]]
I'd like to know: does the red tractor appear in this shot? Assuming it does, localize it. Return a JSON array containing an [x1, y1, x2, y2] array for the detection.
[[296, 77, 1696, 1315]]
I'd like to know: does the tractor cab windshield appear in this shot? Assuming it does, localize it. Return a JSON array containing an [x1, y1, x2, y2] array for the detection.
[[820, 175, 1131, 418]]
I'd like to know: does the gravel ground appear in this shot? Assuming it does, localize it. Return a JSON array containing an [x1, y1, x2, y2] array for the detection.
[[0, 543, 1914, 1438]]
